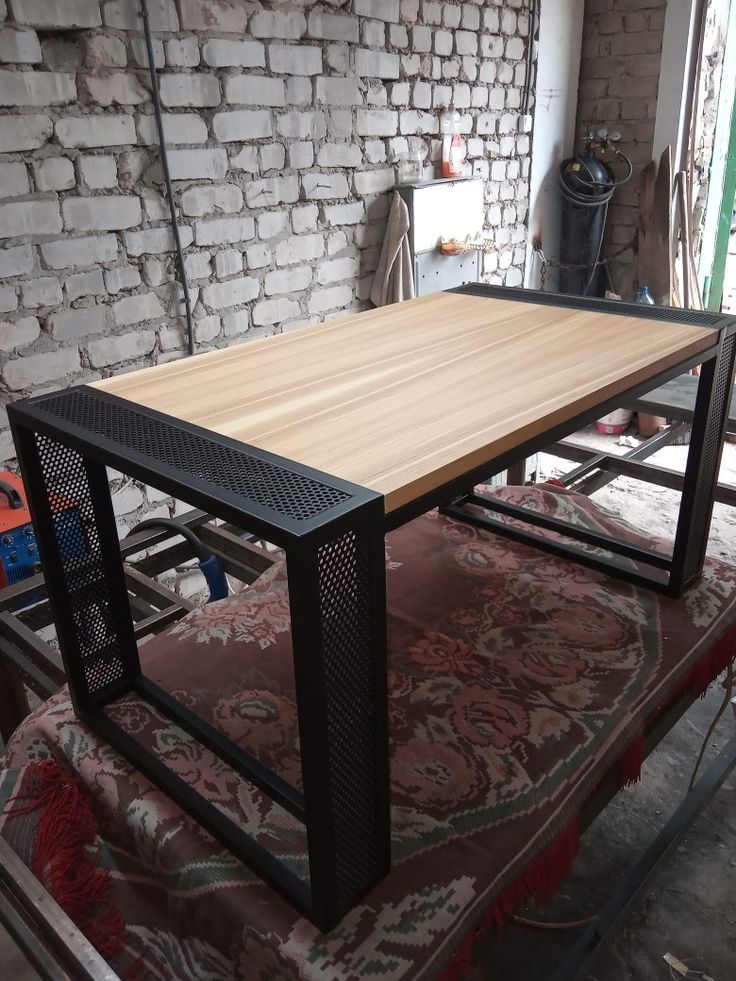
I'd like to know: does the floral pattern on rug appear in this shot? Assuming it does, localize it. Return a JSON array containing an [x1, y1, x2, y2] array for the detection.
[[2, 485, 735, 980]]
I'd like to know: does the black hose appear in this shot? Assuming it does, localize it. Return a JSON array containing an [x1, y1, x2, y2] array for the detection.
[[139, 0, 195, 357], [129, 517, 211, 562]]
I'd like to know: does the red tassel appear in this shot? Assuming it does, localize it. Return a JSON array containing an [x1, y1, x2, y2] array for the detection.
[[617, 732, 645, 788], [439, 819, 580, 980], [6, 758, 126, 960], [544, 478, 566, 488]]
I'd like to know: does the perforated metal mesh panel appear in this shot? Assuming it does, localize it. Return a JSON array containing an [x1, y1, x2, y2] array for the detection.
[[33, 388, 351, 522], [35, 434, 127, 696], [317, 529, 380, 904], [681, 333, 736, 582], [455, 284, 728, 327]]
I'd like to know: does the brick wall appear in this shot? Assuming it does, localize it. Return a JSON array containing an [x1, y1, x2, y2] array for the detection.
[[575, 0, 666, 299], [0, 0, 534, 545]]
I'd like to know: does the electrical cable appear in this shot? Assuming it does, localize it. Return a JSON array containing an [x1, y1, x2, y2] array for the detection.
[[139, 0, 195, 357], [521, 0, 539, 116], [511, 913, 598, 930], [129, 517, 211, 562], [688, 661, 734, 792]]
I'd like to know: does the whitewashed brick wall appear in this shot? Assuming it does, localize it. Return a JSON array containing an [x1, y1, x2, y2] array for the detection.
[[0, 0, 533, 542], [575, 0, 666, 300]]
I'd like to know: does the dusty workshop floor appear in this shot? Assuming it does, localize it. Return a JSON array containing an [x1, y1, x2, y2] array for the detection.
[[1, 427, 735, 980]]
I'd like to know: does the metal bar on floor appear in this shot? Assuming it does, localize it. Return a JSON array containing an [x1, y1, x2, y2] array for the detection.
[[550, 733, 736, 981]]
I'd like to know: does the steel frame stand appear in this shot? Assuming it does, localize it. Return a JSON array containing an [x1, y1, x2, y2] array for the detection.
[[8, 387, 390, 933], [444, 327, 736, 597]]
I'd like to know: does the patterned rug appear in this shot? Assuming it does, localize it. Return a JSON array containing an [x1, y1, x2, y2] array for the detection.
[[1, 485, 735, 980]]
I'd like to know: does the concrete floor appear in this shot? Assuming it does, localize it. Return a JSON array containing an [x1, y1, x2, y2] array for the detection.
[[1, 427, 735, 980]]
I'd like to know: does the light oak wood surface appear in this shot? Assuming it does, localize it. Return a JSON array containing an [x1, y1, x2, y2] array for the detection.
[[92, 292, 715, 513]]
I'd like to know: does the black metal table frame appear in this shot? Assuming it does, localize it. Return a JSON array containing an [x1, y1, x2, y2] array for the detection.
[[7, 285, 736, 932]]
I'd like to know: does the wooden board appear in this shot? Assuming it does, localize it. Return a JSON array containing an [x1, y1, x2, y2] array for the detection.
[[92, 292, 716, 513]]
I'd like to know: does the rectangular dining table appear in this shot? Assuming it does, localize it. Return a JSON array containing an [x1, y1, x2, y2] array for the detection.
[[8, 284, 736, 931]]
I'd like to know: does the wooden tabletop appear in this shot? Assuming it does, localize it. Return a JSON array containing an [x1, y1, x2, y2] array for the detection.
[[92, 292, 716, 513]]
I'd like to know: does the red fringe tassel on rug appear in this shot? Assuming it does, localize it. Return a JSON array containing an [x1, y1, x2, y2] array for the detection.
[[6, 757, 127, 960]]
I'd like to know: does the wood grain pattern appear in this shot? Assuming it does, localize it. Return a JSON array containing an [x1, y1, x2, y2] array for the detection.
[[92, 292, 715, 512]]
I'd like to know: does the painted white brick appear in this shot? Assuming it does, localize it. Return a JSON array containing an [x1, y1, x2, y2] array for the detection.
[[136, 112, 208, 145], [292, 204, 319, 233], [355, 48, 400, 79], [317, 256, 359, 285], [365, 140, 387, 164], [246, 243, 271, 269], [56, 114, 136, 148], [166, 37, 199, 67], [276, 110, 326, 140], [65, 268, 105, 301], [327, 230, 348, 255], [202, 39, 265, 68], [275, 234, 324, 266], [79, 154, 117, 189], [250, 10, 306, 39], [0, 245, 33, 278], [142, 258, 167, 286], [355, 168, 395, 195], [269, 44, 322, 76], [159, 73, 220, 108], [287, 76, 313, 104], [257, 210, 289, 240], [212, 110, 272, 142], [252, 297, 300, 326], [244, 176, 299, 208], [181, 184, 243, 217], [124, 225, 194, 256], [88, 329, 156, 367], [3, 346, 80, 390], [214, 249, 242, 278], [131, 37, 164, 69], [260, 143, 285, 171], [303, 172, 350, 199], [10, 0, 101, 29], [389, 23, 408, 47], [165, 148, 228, 180], [354, 0, 400, 21], [0, 70, 76, 106], [0, 28, 42, 62], [42, 234, 118, 268], [434, 29, 452, 56], [0, 316, 40, 351], [85, 72, 147, 107], [0, 114, 51, 151], [225, 75, 285, 106], [105, 264, 141, 293], [62, 195, 141, 231], [0, 286, 16, 313], [315, 76, 361, 106], [21, 276, 62, 308], [195, 314, 221, 343], [288, 141, 313, 169], [179, 0, 245, 33], [230, 146, 259, 172], [113, 292, 165, 326], [308, 285, 353, 314], [357, 110, 398, 136], [104, 0, 177, 31], [399, 109, 439, 134], [323, 201, 365, 226], [85, 35, 127, 68], [318, 143, 362, 168], [363, 20, 386, 47], [202, 275, 258, 310], [308, 12, 358, 43], [0, 199, 62, 239], [0, 161, 28, 197], [33, 157, 73, 191], [194, 216, 255, 246], [265, 266, 312, 295]]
